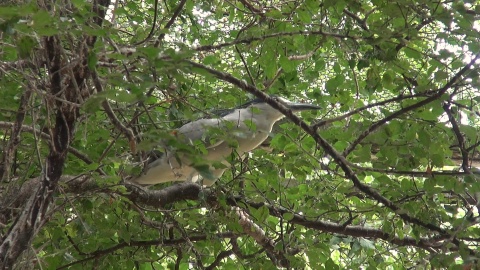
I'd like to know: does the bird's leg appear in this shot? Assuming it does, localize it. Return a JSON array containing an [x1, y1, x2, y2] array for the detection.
[[166, 153, 183, 178]]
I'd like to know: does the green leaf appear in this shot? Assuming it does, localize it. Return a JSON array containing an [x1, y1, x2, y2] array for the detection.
[[282, 212, 294, 221], [203, 55, 220, 65], [403, 47, 422, 59], [138, 46, 162, 60], [418, 131, 430, 147], [17, 36, 36, 58], [325, 258, 339, 270], [192, 164, 215, 180], [382, 72, 393, 86], [359, 238, 375, 250], [87, 50, 97, 70], [357, 59, 370, 70], [279, 55, 295, 72], [351, 144, 372, 162], [434, 70, 448, 80], [296, 10, 312, 23], [431, 153, 444, 167], [251, 205, 269, 223], [283, 143, 298, 152]]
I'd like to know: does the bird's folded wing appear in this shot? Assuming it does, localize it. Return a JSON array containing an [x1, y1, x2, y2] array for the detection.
[[177, 118, 226, 148]]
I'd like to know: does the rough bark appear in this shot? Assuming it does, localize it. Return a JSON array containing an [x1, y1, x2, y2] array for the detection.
[[0, 0, 111, 266]]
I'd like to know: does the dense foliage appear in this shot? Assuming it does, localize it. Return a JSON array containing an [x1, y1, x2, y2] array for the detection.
[[1, 0, 480, 269]]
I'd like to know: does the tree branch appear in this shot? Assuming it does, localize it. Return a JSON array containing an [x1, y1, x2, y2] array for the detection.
[[443, 103, 471, 173], [0, 0, 111, 266], [205, 250, 233, 270], [342, 52, 480, 157], [194, 30, 361, 52], [233, 206, 289, 267]]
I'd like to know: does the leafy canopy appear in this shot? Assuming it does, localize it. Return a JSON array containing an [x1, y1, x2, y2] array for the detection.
[[1, 0, 480, 269]]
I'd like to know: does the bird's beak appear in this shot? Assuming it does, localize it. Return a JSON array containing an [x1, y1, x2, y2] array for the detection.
[[285, 101, 321, 112]]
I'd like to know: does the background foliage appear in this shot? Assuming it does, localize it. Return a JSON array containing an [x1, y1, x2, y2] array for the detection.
[[1, 0, 480, 269]]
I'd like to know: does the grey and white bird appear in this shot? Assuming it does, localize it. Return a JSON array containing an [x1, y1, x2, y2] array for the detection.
[[133, 95, 321, 186]]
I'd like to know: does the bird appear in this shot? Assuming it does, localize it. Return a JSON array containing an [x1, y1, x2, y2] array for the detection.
[[132, 95, 321, 186]]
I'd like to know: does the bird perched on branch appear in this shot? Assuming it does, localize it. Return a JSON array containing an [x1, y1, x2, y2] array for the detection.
[[132, 95, 321, 186]]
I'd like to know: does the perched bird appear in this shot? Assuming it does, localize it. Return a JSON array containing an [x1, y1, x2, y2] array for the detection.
[[133, 95, 321, 186]]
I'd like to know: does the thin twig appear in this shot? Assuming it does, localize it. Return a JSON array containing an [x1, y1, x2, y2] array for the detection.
[[154, 0, 188, 47], [90, 70, 136, 152], [194, 30, 362, 52], [342, 52, 480, 157]]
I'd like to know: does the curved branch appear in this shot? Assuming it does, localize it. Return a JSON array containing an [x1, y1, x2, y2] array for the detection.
[[133, 0, 159, 45], [205, 250, 234, 270], [183, 60, 449, 236], [312, 90, 439, 128]]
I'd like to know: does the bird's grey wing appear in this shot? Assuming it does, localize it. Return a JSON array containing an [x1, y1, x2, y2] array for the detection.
[[143, 118, 225, 166], [177, 118, 225, 149]]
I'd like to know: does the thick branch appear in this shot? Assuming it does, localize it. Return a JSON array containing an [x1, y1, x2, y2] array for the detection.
[[0, 0, 111, 266], [3, 175, 454, 253]]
